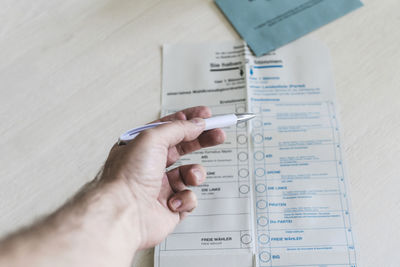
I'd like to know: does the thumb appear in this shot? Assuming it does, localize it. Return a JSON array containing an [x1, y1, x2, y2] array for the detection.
[[138, 118, 206, 148]]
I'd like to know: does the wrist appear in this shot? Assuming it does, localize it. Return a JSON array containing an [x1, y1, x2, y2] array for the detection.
[[84, 180, 142, 250], [51, 180, 142, 265]]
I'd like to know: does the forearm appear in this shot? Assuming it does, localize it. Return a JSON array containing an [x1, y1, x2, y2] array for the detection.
[[0, 178, 140, 267]]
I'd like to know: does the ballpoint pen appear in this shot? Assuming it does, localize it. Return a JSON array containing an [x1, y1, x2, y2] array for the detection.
[[118, 113, 256, 145]]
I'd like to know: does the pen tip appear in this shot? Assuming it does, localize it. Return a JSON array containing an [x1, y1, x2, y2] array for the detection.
[[236, 113, 256, 122]]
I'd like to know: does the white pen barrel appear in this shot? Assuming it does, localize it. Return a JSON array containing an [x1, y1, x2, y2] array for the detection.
[[204, 114, 237, 131]]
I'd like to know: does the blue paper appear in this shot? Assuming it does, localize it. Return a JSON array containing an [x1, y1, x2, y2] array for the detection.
[[215, 0, 363, 56]]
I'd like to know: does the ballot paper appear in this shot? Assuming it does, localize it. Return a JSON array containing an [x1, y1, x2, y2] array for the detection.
[[214, 0, 363, 56], [155, 38, 357, 267]]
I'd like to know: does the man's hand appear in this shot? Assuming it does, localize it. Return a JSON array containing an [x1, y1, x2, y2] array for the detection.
[[0, 106, 225, 267], [102, 106, 225, 249]]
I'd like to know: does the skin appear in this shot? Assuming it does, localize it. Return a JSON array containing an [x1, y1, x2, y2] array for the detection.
[[0, 106, 225, 267]]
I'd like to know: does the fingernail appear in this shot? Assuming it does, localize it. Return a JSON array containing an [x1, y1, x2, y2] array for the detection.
[[171, 199, 182, 210], [190, 118, 204, 127], [192, 169, 203, 183]]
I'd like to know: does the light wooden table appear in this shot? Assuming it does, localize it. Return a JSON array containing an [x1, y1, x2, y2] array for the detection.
[[1, 0, 399, 266]]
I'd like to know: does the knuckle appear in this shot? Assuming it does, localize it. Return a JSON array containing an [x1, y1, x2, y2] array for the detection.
[[192, 165, 206, 180], [139, 129, 157, 142], [216, 130, 226, 144], [195, 164, 206, 172], [198, 106, 212, 118], [187, 190, 198, 206], [176, 111, 186, 120], [174, 120, 192, 136]]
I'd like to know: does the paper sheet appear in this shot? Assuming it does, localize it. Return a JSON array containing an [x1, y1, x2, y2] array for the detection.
[[214, 0, 363, 56], [155, 38, 357, 267]]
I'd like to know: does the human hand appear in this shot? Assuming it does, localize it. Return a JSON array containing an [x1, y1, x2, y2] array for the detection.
[[0, 106, 225, 267], [101, 106, 226, 250]]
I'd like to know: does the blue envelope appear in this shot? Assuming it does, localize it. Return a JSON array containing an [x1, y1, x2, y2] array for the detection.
[[215, 0, 363, 56]]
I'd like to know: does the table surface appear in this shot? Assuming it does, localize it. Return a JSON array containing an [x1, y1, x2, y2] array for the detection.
[[1, 0, 399, 266]]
